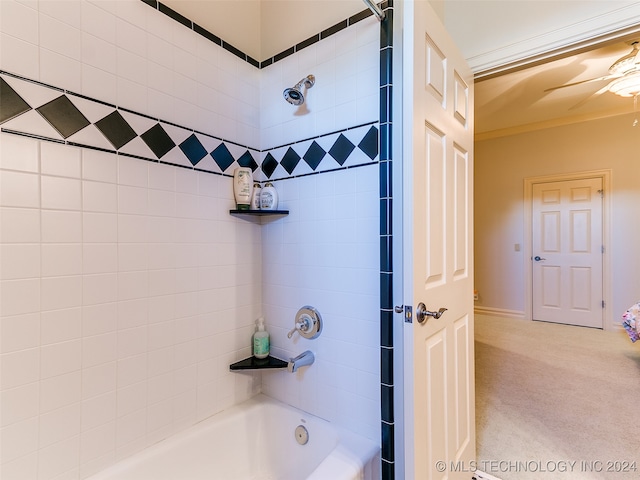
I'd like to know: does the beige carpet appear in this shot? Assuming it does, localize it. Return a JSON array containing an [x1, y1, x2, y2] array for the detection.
[[475, 314, 640, 480]]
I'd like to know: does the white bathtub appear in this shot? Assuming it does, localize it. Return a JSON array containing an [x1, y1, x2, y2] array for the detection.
[[87, 394, 380, 480]]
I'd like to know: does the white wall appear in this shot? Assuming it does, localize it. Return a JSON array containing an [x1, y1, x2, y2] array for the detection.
[[257, 11, 381, 441], [0, 136, 263, 479], [261, 166, 381, 441], [0, 0, 382, 478], [474, 112, 640, 327], [1, 1, 262, 478], [259, 18, 380, 150], [0, 0, 260, 148]]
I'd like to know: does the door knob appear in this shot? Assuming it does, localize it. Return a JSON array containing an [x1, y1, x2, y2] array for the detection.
[[534, 256, 546, 261], [416, 303, 447, 324]]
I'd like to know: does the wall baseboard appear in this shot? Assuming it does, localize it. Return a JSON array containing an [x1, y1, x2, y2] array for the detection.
[[474, 306, 526, 319]]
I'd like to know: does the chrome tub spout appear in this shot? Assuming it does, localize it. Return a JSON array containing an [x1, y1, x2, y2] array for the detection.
[[287, 351, 315, 373]]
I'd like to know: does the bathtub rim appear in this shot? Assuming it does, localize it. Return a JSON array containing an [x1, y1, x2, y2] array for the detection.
[[85, 393, 380, 480]]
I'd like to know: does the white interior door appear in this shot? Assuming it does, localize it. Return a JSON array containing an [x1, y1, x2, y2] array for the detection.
[[532, 177, 603, 328], [403, 1, 475, 479]]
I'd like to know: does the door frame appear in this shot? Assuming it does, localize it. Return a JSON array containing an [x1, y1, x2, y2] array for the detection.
[[523, 169, 612, 329]]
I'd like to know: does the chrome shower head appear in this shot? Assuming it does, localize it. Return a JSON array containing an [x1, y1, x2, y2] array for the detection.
[[283, 75, 315, 105]]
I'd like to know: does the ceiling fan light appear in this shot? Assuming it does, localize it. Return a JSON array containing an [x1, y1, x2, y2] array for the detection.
[[609, 42, 640, 76], [608, 72, 640, 97]]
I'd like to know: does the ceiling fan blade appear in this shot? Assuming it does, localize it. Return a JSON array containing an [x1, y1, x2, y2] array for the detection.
[[544, 74, 617, 92], [568, 84, 611, 110]]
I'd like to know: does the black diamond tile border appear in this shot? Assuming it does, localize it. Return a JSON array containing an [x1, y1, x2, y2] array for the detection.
[[140, 123, 176, 159], [179, 133, 207, 166], [304, 141, 326, 170], [1, 73, 377, 182], [358, 126, 379, 160], [260, 124, 379, 179], [0, 77, 31, 124], [261, 153, 278, 178], [95, 110, 137, 150], [211, 143, 235, 172], [328, 133, 356, 166], [36, 95, 90, 139], [280, 147, 301, 174], [238, 150, 258, 171]]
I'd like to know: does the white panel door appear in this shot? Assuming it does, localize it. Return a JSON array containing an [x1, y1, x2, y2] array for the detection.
[[532, 177, 603, 328], [403, 1, 475, 479]]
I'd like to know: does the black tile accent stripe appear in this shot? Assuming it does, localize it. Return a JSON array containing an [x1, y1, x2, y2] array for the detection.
[[140, 1, 377, 70], [350, 8, 375, 24], [193, 23, 222, 46], [379, 1, 395, 479], [381, 383, 394, 423], [1, 128, 65, 144], [222, 41, 250, 63], [158, 2, 192, 29], [296, 35, 320, 52], [381, 422, 395, 462], [321, 20, 348, 39], [273, 47, 295, 64]]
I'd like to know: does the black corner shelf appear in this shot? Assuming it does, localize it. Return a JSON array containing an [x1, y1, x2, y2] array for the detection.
[[230, 209, 289, 217], [230, 355, 288, 371]]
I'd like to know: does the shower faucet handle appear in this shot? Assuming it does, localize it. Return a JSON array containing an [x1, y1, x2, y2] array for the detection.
[[287, 318, 310, 339], [287, 306, 322, 340]]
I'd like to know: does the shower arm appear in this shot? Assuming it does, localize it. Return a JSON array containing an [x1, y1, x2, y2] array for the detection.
[[294, 76, 314, 90], [363, 0, 385, 21]]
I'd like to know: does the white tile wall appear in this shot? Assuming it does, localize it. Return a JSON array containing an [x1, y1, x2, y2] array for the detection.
[[0, 0, 259, 149], [261, 165, 381, 441], [259, 17, 379, 150], [1, 0, 382, 477], [0, 135, 262, 479]]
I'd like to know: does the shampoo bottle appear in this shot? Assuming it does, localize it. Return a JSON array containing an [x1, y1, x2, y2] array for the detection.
[[233, 167, 253, 210], [250, 182, 262, 210], [253, 317, 270, 359], [260, 182, 278, 210]]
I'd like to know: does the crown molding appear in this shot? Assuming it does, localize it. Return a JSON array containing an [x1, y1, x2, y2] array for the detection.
[[471, 6, 640, 79]]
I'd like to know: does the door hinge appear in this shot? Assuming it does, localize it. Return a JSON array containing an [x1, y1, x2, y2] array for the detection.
[[602, 300, 605, 309], [597, 189, 604, 198], [602, 245, 605, 254]]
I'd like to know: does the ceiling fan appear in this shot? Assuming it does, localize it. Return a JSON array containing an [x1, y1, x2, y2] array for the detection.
[[545, 41, 640, 107]]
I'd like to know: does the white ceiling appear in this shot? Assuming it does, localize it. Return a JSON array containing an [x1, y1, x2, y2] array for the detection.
[[475, 38, 640, 139]]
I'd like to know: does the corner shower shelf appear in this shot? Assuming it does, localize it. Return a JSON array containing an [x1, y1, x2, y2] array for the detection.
[[229, 355, 288, 371], [230, 209, 289, 217]]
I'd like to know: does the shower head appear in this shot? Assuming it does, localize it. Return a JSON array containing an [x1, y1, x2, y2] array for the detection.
[[283, 75, 315, 105]]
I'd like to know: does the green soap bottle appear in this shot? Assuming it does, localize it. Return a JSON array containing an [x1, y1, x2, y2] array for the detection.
[[253, 317, 270, 359]]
